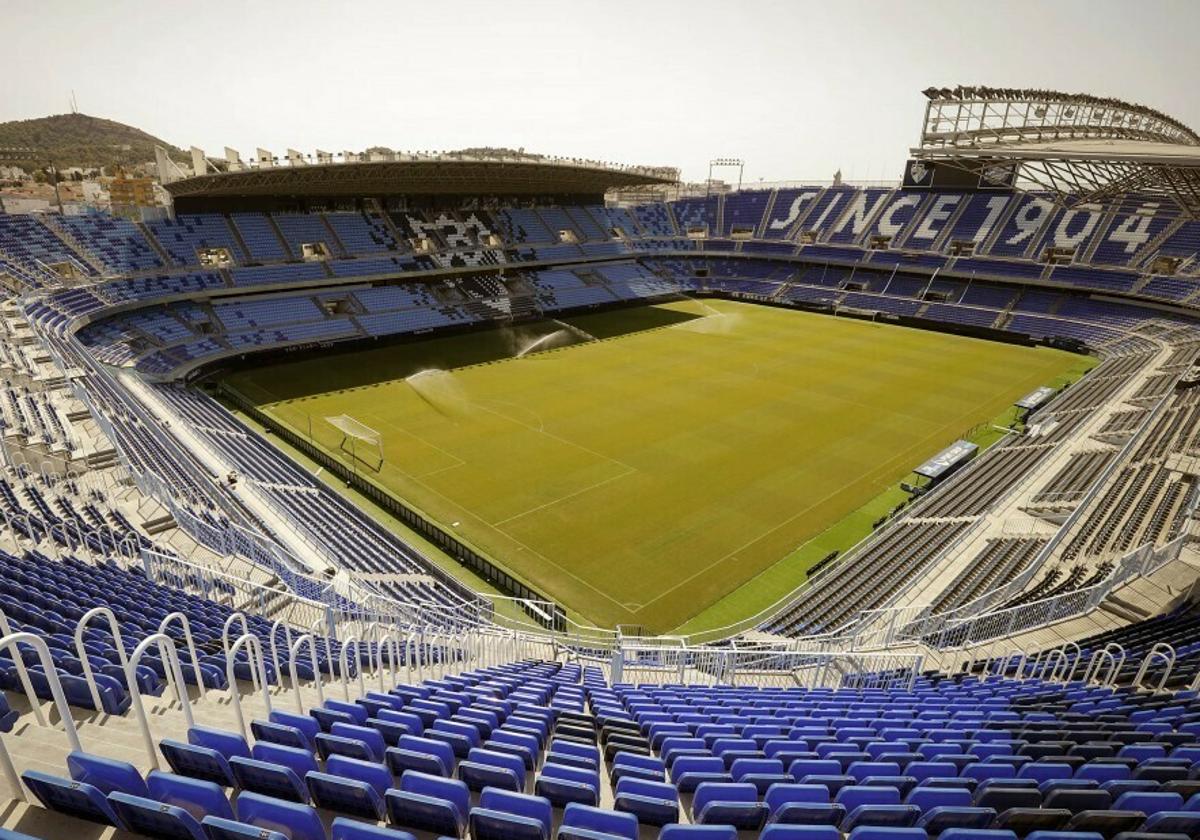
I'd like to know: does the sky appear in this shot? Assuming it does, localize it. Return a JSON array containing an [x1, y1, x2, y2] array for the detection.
[[3, 0, 1198, 183]]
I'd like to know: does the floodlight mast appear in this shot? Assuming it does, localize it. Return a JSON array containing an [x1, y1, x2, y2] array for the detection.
[[707, 158, 745, 196]]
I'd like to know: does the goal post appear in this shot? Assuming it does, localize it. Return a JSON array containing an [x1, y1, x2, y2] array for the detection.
[[325, 414, 384, 472]]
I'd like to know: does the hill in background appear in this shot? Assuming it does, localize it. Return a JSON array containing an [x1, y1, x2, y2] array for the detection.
[[0, 113, 186, 172]]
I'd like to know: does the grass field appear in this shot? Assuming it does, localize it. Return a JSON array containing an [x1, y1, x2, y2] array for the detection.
[[224, 299, 1092, 633]]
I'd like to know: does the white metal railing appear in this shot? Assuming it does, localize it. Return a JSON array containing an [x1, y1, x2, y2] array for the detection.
[[226, 633, 272, 741], [269, 618, 295, 696], [143, 551, 330, 638], [611, 640, 925, 690], [338, 635, 366, 701], [157, 611, 207, 702], [126, 633, 193, 769], [1133, 642, 1176, 692], [933, 535, 1187, 650], [287, 633, 325, 714], [0, 630, 83, 802], [73, 606, 130, 713]]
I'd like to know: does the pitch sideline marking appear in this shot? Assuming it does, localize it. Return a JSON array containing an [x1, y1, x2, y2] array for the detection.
[[634, 362, 1068, 614], [471, 399, 636, 473], [490, 466, 637, 527]]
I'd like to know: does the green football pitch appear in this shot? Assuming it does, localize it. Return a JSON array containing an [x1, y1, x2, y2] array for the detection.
[[223, 299, 1091, 633]]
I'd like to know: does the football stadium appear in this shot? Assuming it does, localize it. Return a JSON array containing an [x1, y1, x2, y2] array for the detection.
[[2, 5, 1200, 835]]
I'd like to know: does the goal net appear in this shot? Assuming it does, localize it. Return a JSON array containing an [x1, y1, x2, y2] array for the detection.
[[325, 414, 384, 471]]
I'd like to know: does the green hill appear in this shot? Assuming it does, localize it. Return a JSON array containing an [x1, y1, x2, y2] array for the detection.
[[0, 113, 186, 172]]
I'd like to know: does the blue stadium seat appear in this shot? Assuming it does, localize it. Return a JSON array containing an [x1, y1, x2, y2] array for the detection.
[[160, 739, 236, 787], [660, 827, 739, 840], [305, 754, 390, 819], [843, 828, 928, 840], [269, 710, 320, 748], [147, 770, 233, 822], [317, 732, 376, 762], [611, 751, 665, 783], [612, 777, 679, 826], [190, 726, 250, 761], [201, 814, 290, 840], [468, 788, 553, 840], [917, 805, 997, 834], [311, 706, 356, 732], [759, 827, 843, 840], [252, 719, 312, 751], [384, 770, 470, 837], [765, 782, 846, 826], [331, 721, 387, 761], [535, 762, 600, 807], [66, 751, 148, 798], [229, 756, 309, 803], [390, 734, 455, 776], [231, 790, 324, 840], [671, 755, 731, 792], [557, 802, 639, 840], [0, 829, 46, 840], [108, 791, 207, 840], [21, 769, 124, 827], [458, 746, 525, 791], [330, 818, 416, 840], [692, 781, 768, 829], [0, 693, 17, 733], [1140, 810, 1200, 834]]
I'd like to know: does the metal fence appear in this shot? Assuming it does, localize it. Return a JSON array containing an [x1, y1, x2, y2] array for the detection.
[[609, 639, 925, 690]]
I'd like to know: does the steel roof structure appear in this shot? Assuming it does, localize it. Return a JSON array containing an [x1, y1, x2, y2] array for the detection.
[[910, 87, 1200, 216], [162, 150, 677, 205]]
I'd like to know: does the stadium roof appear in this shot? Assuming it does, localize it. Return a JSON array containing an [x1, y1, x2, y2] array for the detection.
[[911, 87, 1200, 216], [161, 149, 678, 206]]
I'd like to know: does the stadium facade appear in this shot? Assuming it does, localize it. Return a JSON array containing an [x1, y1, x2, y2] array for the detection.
[[0, 88, 1199, 838]]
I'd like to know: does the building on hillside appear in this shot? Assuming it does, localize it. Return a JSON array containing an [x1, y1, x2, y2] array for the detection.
[[108, 172, 157, 209], [0, 194, 53, 214]]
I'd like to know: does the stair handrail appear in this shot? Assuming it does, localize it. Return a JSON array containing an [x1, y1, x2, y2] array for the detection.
[[126, 632, 193, 770], [1037, 647, 1066, 682], [1058, 641, 1082, 682], [1084, 648, 1118, 686], [73, 606, 131, 714], [338, 635, 365, 701], [0, 630, 83, 802], [0, 612, 54, 729], [157, 611, 207, 702], [997, 647, 1027, 679], [376, 630, 400, 693], [226, 632, 271, 741], [288, 633, 325, 714], [404, 626, 417, 683], [1133, 642, 1176, 693], [1104, 642, 1127, 680], [309, 617, 336, 682], [269, 618, 294, 693], [221, 612, 252, 660]]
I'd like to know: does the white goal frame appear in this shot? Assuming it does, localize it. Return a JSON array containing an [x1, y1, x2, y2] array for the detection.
[[325, 414, 384, 472]]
